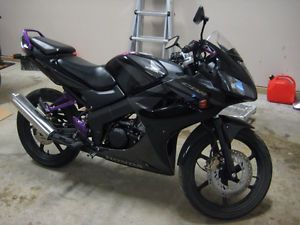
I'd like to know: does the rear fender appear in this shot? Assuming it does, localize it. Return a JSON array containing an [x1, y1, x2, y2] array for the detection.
[[177, 115, 253, 166]]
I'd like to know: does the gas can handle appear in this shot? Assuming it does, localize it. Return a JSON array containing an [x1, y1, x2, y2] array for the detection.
[[275, 75, 296, 86]]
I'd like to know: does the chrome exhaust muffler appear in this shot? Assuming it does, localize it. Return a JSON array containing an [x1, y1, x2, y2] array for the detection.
[[11, 93, 55, 138]]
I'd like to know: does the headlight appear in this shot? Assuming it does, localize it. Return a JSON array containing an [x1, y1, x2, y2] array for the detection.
[[223, 75, 256, 99], [225, 76, 245, 96]]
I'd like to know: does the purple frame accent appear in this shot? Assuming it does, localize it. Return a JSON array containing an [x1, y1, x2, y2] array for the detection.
[[46, 100, 75, 113], [22, 29, 44, 50], [73, 116, 88, 138], [45, 93, 76, 113], [44, 93, 88, 138]]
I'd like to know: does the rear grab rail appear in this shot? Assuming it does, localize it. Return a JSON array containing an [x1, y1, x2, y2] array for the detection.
[[21, 29, 44, 50]]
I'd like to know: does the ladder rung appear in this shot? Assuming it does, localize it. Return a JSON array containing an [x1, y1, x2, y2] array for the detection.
[[131, 36, 168, 43], [135, 10, 169, 17]]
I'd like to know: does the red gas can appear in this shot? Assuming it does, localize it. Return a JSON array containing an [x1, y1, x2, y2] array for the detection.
[[267, 75, 296, 104]]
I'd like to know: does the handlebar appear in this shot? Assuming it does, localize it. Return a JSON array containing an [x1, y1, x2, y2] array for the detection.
[[170, 39, 219, 76], [182, 40, 200, 53]]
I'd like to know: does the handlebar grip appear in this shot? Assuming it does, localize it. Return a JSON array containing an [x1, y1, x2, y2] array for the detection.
[[182, 46, 192, 53], [182, 40, 199, 53]]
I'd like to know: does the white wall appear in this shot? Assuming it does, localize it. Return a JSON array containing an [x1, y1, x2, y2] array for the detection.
[[0, 0, 299, 90]]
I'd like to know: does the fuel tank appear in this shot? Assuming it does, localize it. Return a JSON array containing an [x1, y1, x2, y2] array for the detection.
[[105, 53, 184, 95]]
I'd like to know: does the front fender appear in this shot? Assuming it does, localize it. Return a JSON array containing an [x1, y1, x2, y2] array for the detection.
[[177, 115, 253, 166], [220, 115, 254, 142]]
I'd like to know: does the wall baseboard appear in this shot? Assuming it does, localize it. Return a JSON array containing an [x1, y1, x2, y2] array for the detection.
[[1, 55, 19, 62], [256, 86, 267, 94], [257, 86, 300, 99]]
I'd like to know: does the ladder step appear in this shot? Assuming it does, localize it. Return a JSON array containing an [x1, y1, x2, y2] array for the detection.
[[131, 36, 168, 43], [130, 0, 173, 58], [135, 10, 169, 17]]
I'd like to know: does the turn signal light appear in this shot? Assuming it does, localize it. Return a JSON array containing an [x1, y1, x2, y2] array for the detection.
[[199, 99, 208, 109]]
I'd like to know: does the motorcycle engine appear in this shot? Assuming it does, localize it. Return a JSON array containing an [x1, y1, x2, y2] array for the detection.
[[108, 127, 128, 149], [106, 116, 145, 149]]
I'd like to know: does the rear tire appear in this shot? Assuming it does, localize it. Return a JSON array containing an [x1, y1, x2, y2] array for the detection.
[[17, 88, 80, 167], [179, 128, 272, 219]]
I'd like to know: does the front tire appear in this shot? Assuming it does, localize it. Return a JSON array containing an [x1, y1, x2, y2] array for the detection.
[[17, 88, 80, 167], [179, 128, 272, 219]]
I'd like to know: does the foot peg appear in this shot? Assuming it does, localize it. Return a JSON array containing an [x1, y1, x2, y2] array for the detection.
[[49, 132, 83, 149]]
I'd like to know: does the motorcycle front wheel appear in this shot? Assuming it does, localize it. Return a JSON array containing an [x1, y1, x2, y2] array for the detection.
[[179, 128, 272, 219]]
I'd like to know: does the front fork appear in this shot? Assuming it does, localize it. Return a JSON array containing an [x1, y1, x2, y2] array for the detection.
[[211, 117, 236, 179]]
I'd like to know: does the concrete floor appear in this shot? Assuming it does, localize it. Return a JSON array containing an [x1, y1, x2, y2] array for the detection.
[[0, 63, 299, 225]]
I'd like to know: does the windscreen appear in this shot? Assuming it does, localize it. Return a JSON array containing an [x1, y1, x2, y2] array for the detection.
[[207, 31, 243, 62], [206, 31, 255, 90]]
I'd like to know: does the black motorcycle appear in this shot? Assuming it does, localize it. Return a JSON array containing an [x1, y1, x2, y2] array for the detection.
[[12, 6, 272, 219]]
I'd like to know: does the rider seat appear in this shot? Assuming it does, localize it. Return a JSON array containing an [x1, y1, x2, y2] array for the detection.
[[57, 56, 116, 91], [30, 36, 116, 91], [31, 36, 76, 55]]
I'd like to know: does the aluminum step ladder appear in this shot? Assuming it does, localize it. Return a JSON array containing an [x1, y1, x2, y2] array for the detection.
[[130, 0, 173, 58]]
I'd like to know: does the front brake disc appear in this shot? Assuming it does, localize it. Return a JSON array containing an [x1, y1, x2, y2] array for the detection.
[[207, 150, 252, 198]]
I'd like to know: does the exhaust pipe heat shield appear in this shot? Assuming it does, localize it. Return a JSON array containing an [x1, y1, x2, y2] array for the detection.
[[11, 93, 55, 137]]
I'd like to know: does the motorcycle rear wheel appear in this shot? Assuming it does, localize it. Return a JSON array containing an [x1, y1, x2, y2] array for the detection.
[[17, 88, 80, 167], [179, 128, 272, 219]]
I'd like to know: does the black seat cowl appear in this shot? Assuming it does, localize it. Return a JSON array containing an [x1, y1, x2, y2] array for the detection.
[[58, 56, 116, 91], [31, 36, 76, 55]]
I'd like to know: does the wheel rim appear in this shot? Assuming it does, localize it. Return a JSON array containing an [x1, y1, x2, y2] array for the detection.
[[26, 98, 72, 157], [193, 137, 262, 207]]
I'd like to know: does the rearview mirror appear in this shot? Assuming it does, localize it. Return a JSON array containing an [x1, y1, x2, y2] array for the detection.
[[165, 36, 180, 49], [193, 6, 206, 24]]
